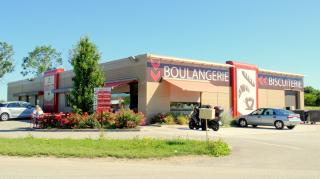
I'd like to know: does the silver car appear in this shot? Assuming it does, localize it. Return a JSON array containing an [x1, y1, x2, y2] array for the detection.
[[0, 101, 35, 121], [237, 108, 301, 130]]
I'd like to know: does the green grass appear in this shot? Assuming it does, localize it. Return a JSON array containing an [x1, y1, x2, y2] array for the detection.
[[305, 106, 320, 110], [0, 137, 230, 158]]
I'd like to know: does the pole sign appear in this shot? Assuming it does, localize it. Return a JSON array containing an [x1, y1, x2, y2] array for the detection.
[[93, 87, 111, 113]]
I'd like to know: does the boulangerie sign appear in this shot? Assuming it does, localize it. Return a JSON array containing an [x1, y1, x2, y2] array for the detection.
[[147, 58, 230, 86]]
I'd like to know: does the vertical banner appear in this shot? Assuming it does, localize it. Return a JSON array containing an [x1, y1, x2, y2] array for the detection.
[[43, 68, 64, 112], [227, 61, 258, 116], [93, 87, 111, 113]]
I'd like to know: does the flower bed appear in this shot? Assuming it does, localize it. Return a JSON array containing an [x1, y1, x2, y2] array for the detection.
[[151, 113, 188, 125], [36, 109, 145, 129]]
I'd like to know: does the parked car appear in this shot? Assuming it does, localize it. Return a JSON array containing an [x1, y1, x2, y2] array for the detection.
[[0, 101, 35, 121], [237, 108, 301, 130]]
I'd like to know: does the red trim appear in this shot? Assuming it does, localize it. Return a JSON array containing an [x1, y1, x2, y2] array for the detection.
[[44, 68, 64, 77], [226, 61, 259, 117], [54, 73, 60, 113], [38, 91, 44, 95], [43, 68, 64, 113]]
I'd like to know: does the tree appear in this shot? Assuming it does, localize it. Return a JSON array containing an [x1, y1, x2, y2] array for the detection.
[[0, 42, 14, 78], [21, 45, 62, 77], [69, 37, 105, 113], [304, 86, 320, 106], [305, 93, 317, 106]]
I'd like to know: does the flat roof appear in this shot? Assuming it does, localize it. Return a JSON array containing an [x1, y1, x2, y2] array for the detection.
[[7, 53, 304, 85], [147, 53, 232, 68]]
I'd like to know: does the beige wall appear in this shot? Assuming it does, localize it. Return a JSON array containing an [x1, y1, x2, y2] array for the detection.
[[146, 82, 170, 121], [145, 81, 232, 122], [258, 89, 304, 109], [58, 93, 72, 112], [201, 86, 231, 111], [259, 89, 285, 108]]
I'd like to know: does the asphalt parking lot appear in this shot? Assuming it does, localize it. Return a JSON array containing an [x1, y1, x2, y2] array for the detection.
[[0, 120, 319, 179]]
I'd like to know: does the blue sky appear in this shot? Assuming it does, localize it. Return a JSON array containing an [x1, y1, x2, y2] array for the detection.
[[1, 0, 320, 100]]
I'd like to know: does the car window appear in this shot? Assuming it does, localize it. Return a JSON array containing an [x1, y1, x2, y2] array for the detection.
[[0, 103, 6, 107], [278, 109, 294, 115], [263, 109, 275, 116], [251, 109, 264, 115], [20, 103, 29, 108], [7, 102, 21, 108]]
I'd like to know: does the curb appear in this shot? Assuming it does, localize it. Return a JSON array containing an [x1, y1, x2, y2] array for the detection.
[[26, 127, 141, 132]]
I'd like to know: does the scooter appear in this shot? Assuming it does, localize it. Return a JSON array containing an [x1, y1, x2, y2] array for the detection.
[[189, 105, 224, 131]]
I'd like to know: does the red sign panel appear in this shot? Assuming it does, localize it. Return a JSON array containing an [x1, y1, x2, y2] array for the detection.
[[93, 87, 111, 113]]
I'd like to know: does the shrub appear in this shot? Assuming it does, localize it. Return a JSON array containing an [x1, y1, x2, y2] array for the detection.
[[164, 114, 175, 125], [176, 115, 188, 125], [151, 113, 167, 124], [36, 109, 144, 129], [221, 110, 234, 127], [114, 109, 144, 128]]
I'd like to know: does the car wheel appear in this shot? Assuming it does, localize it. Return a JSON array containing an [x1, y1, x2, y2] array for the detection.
[[189, 120, 195, 130], [287, 126, 295, 130], [238, 119, 247, 127], [252, 125, 258, 128], [274, 121, 284, 129], [1, 113, 9, 121]]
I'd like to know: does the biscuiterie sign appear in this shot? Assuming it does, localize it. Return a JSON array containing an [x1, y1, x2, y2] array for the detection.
[[147, 58, 230, 86], [258, 72, 304, 91]]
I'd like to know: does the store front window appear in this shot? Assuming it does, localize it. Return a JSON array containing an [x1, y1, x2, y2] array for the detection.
[[170, 102, 199, 116]]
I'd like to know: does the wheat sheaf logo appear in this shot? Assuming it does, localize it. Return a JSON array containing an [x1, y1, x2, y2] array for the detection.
[[238, 70, 256, 111], [150, 59, 161, 81]]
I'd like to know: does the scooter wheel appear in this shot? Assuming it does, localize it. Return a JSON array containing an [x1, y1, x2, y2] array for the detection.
[[211, 122, 219, 131], [189, 120, 195, 130]]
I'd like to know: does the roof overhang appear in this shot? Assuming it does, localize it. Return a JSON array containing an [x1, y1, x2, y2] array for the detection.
[[162, 77, 218, 93]]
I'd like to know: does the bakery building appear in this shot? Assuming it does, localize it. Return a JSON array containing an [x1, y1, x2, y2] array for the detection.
[[7, 54, 304, 122]]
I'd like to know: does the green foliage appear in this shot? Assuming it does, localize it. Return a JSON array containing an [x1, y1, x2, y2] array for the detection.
[[221, 111, 235, 127], [69, 37, 105, 113], [304, 86, 320, 106], [164, 114, 175, 125], [21, 45, 62, 77], [0, 42, 14, 78], [0, 137, 230, 158], [305, 93, 318, 106], [176, 115, 188, 125]]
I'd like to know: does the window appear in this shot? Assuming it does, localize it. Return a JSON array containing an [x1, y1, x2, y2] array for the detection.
[[170, 102, 199, 116], [65, 93, 71, 107], [7, 102, 21, 108], [35, 95, 39, 105], [251, 109, 265, 115], [264, 109, 275, 116], [0, 103, 6, 107]]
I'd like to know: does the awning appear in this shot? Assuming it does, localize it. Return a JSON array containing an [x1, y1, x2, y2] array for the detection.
[[104, 78, 138, 88], [13, 91, 43, 97], [163, 78, 218, 93]]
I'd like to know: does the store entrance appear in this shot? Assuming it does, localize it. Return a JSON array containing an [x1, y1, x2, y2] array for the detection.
[[105, 79, 138, 113], [285, 90, 299, 110]]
